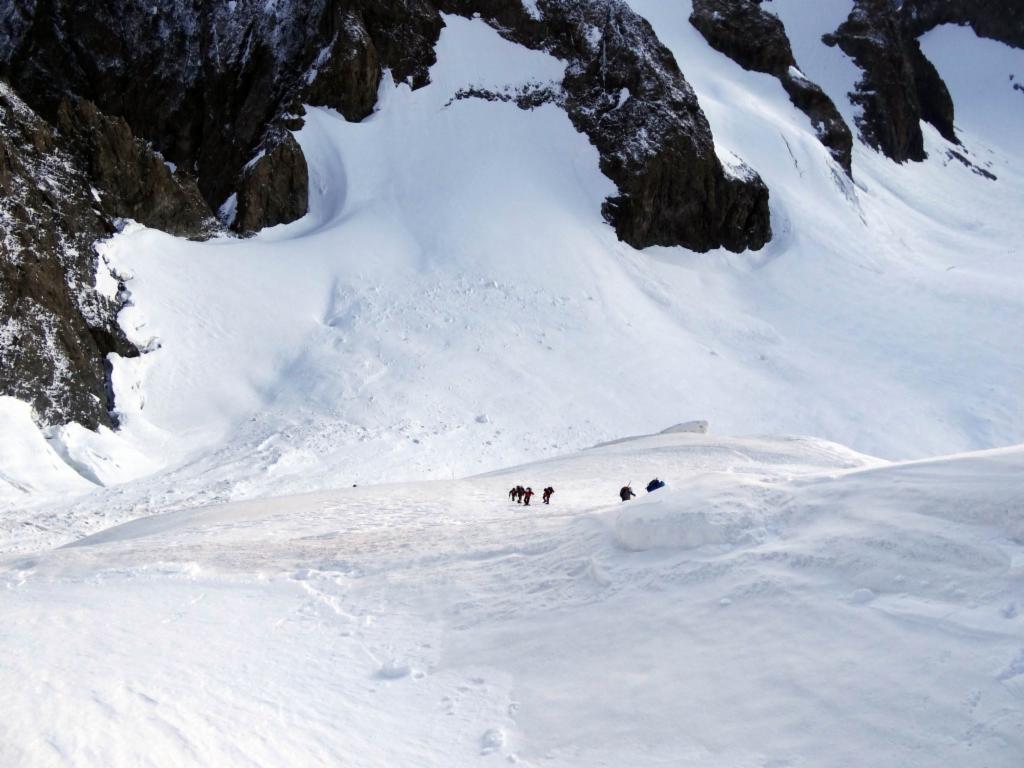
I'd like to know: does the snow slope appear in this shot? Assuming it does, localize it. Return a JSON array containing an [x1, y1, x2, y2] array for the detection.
[[3, 430, 1021, 766], [0, 398, 93, 501], [3, 9, 1021, 546]]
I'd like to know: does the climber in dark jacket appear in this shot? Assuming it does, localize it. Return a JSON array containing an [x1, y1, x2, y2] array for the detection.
[[646, 478, 665, 493], [619, 485, 635, 502], [542, 487, 554, 504]]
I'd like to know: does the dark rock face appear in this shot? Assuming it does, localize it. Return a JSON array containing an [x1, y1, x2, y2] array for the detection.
[[1, 0, 770, 250], [0, 83, 137, 429], [440, 0, 772, 252], [303, 9, 382, 123], [900, 0, 1024, 49], [689, 0, 853, 173], [55, 99, 215, 238], [824, 0, 955, 163], [0, 0, 442, 428], [234, 130, 309, 233], [0, 0, 442, 234], [691, 0, 793, 73], [824, 0, 1022, 164]]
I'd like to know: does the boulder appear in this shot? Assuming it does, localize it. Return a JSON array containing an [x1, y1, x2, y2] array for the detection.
[[234, 131, 309, 234], [440, 0, 773, 252]]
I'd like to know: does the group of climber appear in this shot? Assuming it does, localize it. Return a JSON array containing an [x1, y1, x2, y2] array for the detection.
[[507, 478, 666, 506], [508, 485, 555, 506]]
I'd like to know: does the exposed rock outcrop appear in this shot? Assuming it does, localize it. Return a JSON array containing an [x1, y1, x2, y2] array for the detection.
[[234, 129, 309, 233], [900, 0, 1024, 49], [0, 0, 442, 429], [0, 0, 442, 234], [824, 0, 1022, 164], [689, 0, 852, 173], [823, 0, 955, 163], [0, 82, 137, 429], [2, 0, 773, 251], [439, 0, 771, 251]]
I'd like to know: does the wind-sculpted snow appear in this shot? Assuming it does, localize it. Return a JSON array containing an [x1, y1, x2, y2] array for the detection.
[[2, 431, 1022, 766], [612, 475, 791, 551]]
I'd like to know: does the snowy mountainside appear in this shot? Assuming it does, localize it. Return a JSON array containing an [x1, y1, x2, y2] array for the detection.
[[1, 8, 1023, 550], [2, 430, 1021, 766], [0, 4, 1022, 765]]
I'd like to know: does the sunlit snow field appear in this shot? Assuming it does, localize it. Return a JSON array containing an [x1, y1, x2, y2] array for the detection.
[[1, 7, 1023, 767], [2, 13, 1022, 545]]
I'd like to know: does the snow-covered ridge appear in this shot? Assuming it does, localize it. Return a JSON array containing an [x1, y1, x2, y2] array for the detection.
[[3, 430, 1021, 765]]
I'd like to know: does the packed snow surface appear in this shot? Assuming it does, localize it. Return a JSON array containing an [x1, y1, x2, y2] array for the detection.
[[3, 430, 1022, 766]]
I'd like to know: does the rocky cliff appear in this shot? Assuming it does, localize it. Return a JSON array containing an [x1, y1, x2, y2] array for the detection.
[[689, 0, 853, 173], [0, 83, 137, 429], [0, 0, 1017, 432], [439, 0, 772, 251], [825, 0, 1022, 163], [1, 0, 771, 249], [0, 0, 774, 429]]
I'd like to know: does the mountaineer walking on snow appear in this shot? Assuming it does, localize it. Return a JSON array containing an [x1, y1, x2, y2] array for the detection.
[[619, 485, 635, 502], [523, 487, 535, 506], [646, 478, 665, 493], [509, 486, 518, 501], [542, 487, 554, 504]]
